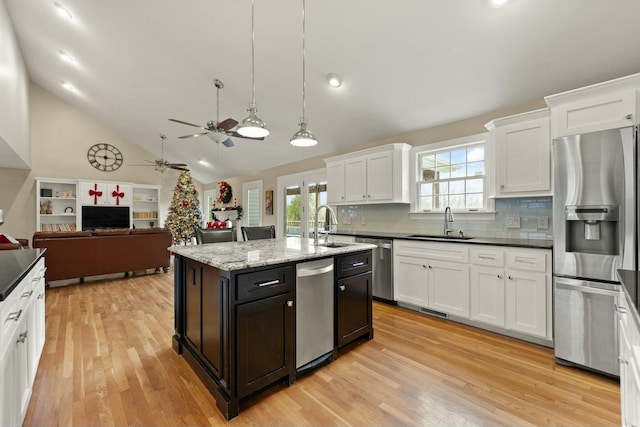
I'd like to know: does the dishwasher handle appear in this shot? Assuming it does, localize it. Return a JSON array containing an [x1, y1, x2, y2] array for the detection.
[[297, 263, 334, 277], [555, 280, 620, 297]]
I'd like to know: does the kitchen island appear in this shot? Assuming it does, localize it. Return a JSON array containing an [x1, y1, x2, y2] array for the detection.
[[170, 237, 375, 420]]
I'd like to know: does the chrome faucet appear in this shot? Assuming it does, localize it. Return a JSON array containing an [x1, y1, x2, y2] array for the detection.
[[444, 206, 454, 237], [314, 204, 338, 245]]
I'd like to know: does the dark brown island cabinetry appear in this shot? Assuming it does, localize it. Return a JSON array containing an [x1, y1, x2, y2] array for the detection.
[[172, 249, 372, 420], [335, 251, 374, 347]]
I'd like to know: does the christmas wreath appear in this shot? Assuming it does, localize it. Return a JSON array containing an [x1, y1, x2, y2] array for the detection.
[[215, 181, 233, 205]]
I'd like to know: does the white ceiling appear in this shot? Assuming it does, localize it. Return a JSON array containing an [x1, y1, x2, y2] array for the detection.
[[6, 0, 640, 184]]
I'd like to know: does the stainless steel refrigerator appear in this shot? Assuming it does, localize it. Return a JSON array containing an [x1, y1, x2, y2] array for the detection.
[[552, 125, 636, 377]]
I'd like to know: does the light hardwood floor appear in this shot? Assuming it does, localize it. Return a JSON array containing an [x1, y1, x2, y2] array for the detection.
[[24, 270, 620, 427]]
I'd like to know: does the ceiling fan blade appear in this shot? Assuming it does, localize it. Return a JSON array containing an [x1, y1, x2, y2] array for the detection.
[[169, 118, 208, 130], [170, 165, 190, 171], [129, 164, 154, 167], [218, 118, 239, 131], [167, 162, 188, 167], [222, 138, 234, 148], [227, 131, 264, 141], [178, 132, 209, 139]]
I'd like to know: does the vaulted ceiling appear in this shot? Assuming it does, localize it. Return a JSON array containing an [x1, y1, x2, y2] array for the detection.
[[6, 0, 640, 184]]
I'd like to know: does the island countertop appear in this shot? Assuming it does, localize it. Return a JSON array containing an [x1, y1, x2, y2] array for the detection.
[[0, 249, 46, 301], [169, 237, 376, 271]]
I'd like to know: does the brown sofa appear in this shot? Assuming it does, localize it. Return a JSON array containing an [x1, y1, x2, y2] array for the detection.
[[0, 237, 29, 250], [32, 228, 172, 282]]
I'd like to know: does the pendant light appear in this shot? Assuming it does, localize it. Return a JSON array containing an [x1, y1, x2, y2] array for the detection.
[[290, 0, 317, 147], [237, 0, 270, 138]]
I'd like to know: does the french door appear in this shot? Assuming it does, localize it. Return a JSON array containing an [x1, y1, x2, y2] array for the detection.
[[277, 169, 327, 238]]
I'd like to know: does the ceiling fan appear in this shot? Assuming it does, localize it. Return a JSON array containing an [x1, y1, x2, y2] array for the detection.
[[131, 134, 189, 173], [169, 79, 265, 148]]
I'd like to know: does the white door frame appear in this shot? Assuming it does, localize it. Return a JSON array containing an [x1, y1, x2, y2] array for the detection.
[[276, 168, 325, 238]]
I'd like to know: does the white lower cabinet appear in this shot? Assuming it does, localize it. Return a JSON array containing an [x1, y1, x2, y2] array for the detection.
[[618, 290, 640, 427], [395, 240, 552, 344], [0, 257, 46, 427]]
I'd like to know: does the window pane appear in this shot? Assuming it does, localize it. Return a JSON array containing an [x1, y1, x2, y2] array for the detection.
[[449, 194, 465, 209], [436, 195, 448, 209], [467, 146, 484, 162], [466, 178, 483, 193], [419, 182, 433, 196], [435, 152, 450, 164], [451, 163, 466, 178], [246, 188, 261, 227], [449, 180, 464, 194], [285, 190, 301, 236], [419, 196, 433, 211], [434, 182, 448, 195], [436, 165, 450, 179], [451, 149, 466, 164], [467, 161, 484, 177], [466, 193, 483, 209]]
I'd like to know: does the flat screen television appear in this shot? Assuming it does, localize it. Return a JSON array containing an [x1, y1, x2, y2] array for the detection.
[[82, 206, 130, 230]]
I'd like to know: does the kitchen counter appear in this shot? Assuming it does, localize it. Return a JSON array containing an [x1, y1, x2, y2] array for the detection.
[[617, 269, 640, 318], [330, 230, 553, 249], [169, 237, 376, 271], [0, 249, 46, 301]]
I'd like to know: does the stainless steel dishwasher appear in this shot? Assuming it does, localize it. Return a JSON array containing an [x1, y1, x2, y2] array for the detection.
[[296, 258, 334, 371], [354, 237, 394, 303]]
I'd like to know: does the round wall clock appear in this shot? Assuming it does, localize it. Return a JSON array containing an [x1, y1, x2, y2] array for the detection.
[[87, 143, 123, 172]]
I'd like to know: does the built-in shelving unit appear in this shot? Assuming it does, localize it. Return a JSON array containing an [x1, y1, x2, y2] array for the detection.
[[132, 184, 161, 228], [36, 178, 79, 231]]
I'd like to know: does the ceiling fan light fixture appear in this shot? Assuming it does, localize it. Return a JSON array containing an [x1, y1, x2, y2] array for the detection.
[[290, 119, 317, 147], [237, 103, 269, 138]]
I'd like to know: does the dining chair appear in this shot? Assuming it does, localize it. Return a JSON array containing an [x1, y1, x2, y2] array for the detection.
[[241, 225, 276, 241], [196, 227, 235, 244]]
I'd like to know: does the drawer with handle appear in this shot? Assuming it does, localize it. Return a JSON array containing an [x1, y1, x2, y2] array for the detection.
[[236, 265, 295, 303], [506, 250, 546, 272], [335, 251, 372, 279], [470, 247, 505, 267]]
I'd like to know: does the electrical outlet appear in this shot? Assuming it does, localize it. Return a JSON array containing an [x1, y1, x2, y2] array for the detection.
[[342, 216, 352, 225], [506, 216, 520, 229], [360, 216, 366, 225], [537, 216, 549, 229]]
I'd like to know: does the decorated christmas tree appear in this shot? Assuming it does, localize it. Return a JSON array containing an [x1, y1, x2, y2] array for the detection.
[[166, 170, 202, 244]]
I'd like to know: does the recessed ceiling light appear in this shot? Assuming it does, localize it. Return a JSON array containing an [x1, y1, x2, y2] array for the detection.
[[327, 73, 342, 88], [54, 2, 72, 19], [61, 82, 75, 91], [58, 50, 75, 64], [489, 0, 509, 8]]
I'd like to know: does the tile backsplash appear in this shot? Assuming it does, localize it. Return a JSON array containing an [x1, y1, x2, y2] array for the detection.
[[336, 197, 553, 240]]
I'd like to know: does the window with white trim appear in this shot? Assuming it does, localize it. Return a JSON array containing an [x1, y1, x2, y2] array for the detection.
[[416, 138, 487, 212], [243, 180, 263, 227]]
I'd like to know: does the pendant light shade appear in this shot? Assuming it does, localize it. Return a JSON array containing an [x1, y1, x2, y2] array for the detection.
[[238, 0, 269, 138], [290, 0, 317, 147]]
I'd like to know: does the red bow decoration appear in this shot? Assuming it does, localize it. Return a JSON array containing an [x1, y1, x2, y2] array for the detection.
[[89, 184, 102, 205], [111, 185, 125, 205]]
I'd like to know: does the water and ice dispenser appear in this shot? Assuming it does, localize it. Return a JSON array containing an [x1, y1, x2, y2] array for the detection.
[[564, 205, 619, 255]]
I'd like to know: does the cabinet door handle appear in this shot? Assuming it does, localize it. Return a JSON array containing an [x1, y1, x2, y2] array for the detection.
[[351, 261, 365, 267], [508, 275, 513, 280], [6, 309, 22, 322], [257, 279, 280, 287], [497, 274, 502, 279], [422, 264, 427, 269], [615, 303, 628, 314], [500, 184, 505, 189], [362, 195, 366, 199], [21, 290, 33, 298], [286, 300, 294, 307], [625, 114, 633, 120], [17, 332, 28, 344], [428, 265, 432, 269], [339, 285, 346, 292], [478, 255, 496, 260]]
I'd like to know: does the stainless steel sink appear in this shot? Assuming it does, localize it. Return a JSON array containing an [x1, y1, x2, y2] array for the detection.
[[407, 234, 474, 241], [316, 242, 353, 248]]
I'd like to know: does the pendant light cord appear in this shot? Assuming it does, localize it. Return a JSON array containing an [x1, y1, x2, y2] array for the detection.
[[301, 0, 307, 122], [251, 0, 256, 106]]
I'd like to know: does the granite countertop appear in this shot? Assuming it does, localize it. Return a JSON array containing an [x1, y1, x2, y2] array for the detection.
[[169, 237, 376, 271], [330, 230, 553, 249], [617, 269, 640, 320], [0, 249, 46, 301]]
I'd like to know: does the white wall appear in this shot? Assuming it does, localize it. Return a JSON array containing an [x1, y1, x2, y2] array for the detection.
[[0, 83, 204, 241], [0, 0, 30, 169]]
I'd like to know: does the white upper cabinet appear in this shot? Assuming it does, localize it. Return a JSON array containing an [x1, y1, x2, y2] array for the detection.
[[325, 143, 411, 205], [79, 181, 132, 206], [485, 108, 551, 198], [545, 73, 640, 138]]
